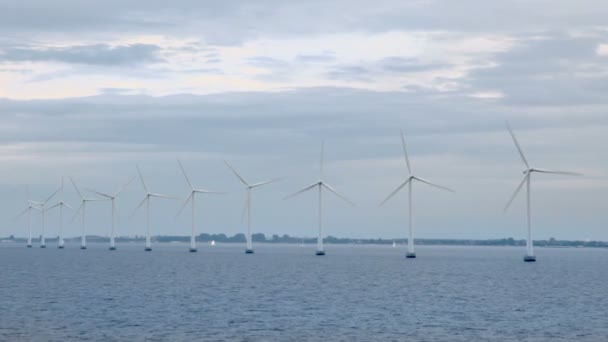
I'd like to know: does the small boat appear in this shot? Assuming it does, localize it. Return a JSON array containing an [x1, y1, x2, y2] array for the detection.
[[392, 241, 397, 248], [210, 240, 216, 246]]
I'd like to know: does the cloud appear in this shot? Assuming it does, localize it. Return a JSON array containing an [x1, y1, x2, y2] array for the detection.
[[295, 53, 336, 63], [465, 32, 608, 106], [0, 43, 163, 66], [326, 65, 372, 82]]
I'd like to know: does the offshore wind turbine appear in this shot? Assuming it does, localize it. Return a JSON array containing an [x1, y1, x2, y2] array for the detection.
[[284, 141, 354, 256], [86, 176, 135, 250], [380, 130, 454, 259], [134, 165, 176, 251], [71, 177, 105, 249], [175, 159, 223, 253], [46, 177, 74, 248], [224, 160, 281, 254], [30, 186, 61, 248], [16, 200, 41, 248], [504, 122, 581, 262]]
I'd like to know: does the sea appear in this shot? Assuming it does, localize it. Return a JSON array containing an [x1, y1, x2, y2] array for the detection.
[[1, 243, 607, 341]]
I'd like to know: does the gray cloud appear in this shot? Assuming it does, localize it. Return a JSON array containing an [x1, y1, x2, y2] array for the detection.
[[295, 53, 336, 63], [0, 43, 163, 66], [326, 65, 373, 82], [466, 32, 608, 106], [379, 57, 446, 73]]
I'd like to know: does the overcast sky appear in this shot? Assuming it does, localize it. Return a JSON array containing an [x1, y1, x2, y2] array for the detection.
[[1, 1, 608, 241]]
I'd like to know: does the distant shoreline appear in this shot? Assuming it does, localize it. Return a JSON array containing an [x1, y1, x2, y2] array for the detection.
[[2, 233, 607, 248]]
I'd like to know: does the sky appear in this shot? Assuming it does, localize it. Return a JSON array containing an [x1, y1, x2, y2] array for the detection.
[[1, 0, 608, 241]]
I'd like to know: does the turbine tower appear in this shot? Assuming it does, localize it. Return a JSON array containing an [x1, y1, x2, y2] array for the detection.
[[30, 186, 61, 248], [16, 200, 41, 248], [504, 122, 581, 262], [46, 177, 73, 248], [71, 177, 105, 250], [380, 130, 454, 259], [224, 160, 281, 254], [87, 176, 135, 250], [134, 165, 175, 251], [175, 159, 223, 253], [284, 141, 354, 256]]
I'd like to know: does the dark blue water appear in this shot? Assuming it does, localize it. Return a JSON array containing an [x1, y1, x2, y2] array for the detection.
[[1, 243, 607, 341]]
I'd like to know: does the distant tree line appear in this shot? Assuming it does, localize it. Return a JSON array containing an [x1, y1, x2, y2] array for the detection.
[[3, 234, 608, 248]]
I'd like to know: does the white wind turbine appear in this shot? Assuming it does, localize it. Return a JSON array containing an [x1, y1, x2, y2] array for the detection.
[[30, 186, 62, 248], [86, 176, 135, 250], [175, 159, 223, 253], [504, 122, 581, 262], [224, 160, 281, 254], [71, 177, 106, 249], [284, 141, 354, 256], [380, 130, 454, 259], [16, 197, 41, 248], [46, 177, 74, 249], [134, 165, 176, 251]]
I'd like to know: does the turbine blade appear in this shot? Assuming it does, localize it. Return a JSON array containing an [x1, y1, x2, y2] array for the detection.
[[250, 177, 283, 188], [84, 187, 113, 199], [44, 186, 61, 204], [506, 121, 530, 168], [322, 183, 355, 206], [504, 174, 528, 212], [63, 202, 75, 210], [400, 129, 412, 175], [114, 175, 136, 197], [177, 159, 194, 189], [379, 178, 411, 206], [413, 177, 455, 193], [150, 193, 178, 200], [70, 177, 83, 199], [45, 202, 61, 211], [533, 169, 583, 176], [224, 160, 249, 187], [136, 164, 149, 193], [70, 203, 83, 223], [131, 196, 148, 218], [283, 182, 319, 200], [175, 193, 193, 218], [15, 207, 30, 219], [194, 189, 225, 194]]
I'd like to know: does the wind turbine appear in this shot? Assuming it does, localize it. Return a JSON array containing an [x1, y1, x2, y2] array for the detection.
[[175, 159, 223, 253], [224, 160, 281, 254], [16, 200, 41, 248], [71, 177, 105, 250], [284, 141, 354, 256], [504, 122, 581, 262], [46, 177, 74, 248], [30, 186, 61, 248], [134, 165, 176, 251], [86, 176, 135, 250], [380, 130, 454, 259]]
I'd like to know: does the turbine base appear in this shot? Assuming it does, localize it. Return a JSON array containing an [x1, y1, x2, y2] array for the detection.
[[40, 245, 46, 248], [315, 251, 326, 256], [189, 248, 197, 253], [406, 253, 416, 258], [145, 247, 152, 252], [80, 246, 87, 250], [109, 246, 117, 251], [27, 245, 32, 248], [245, 249, 254, 254], [523, 255, 536, 262], [58, 245, 64, 249]]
